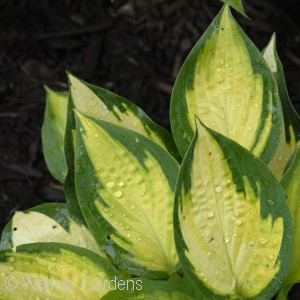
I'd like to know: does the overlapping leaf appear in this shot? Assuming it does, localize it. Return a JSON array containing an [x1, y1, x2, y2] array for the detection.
[[0, 203, 106, 259], [170, 4, 282, 162], [42, 87, 68, 183], [277, 149, 300, 299], [64, 73, 180, 206], [263, 34, 300, 179], [74, 111, 179, 278], [0, 243, 119, 299], [174, 118, 292, 299]]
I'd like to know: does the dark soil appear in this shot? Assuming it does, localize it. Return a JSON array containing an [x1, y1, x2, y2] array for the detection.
[[0, 0, 300, 298]]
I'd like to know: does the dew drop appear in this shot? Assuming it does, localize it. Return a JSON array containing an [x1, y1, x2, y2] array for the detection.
[[200, 189, 206, 196], [269, 253, 275, 260], [129, 204, 136, 210], [8, 266, 14, 271], [137, 238, 142, 242], [106, 181, 115, 188], [215, 185, 223, 193], [237, 103, 241, 108], [79, 127, 84, 132], [125, 225, 130, 230], [208, 211, 214, 218], [203, 179, 210, 186], [111, 204, 116, 209], [246, 126, 253, 131], [135, 137, 139, 143], [236, 219, 242, 226], [96, 183, 101, 189], [126, 233, 131, 238], [254, 103, 259, 109], [223, 236, 230, 243], [118, 181, 125, 187], [140, 191, 145, 196], [94, 133, 99, 138], [104, 207, 110, 213], [259, 237, 269, 245], [0, 273, 4, 277], [217, 68, 222, 73], [114, 191, 123, 198], [211, 122, 216, 127], [267, 199, 276, 206], [122, 213, 127, 218], [137, 293, 145, 299]]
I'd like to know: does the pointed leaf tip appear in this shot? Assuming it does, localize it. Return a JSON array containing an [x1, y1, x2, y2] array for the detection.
[[220, 0, 249, 18]]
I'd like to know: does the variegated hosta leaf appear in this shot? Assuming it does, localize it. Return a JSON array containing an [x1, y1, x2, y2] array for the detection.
[[220, 0, 248, 18], [263, 34, 300, 180], [42, 86, 68, 183], [174, 118, 292, 299], [64, 73, 180, 207], [102, 277, 208, 300], [0, 203, 107, 259], [74, 111, 179, 278], [170, 4, 282, 163], [67, 73, 180, 161], [0, 243, 120, 300], [277, 149, 300, 299]]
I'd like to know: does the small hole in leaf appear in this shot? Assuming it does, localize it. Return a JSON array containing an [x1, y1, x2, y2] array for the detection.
[[221, 27, 224, 30], [13, 227, 17, 231], [52, 226, 57, 229], [106, 235, 111, 240], [208, 237, 214, 243], [209, 152, 212, 156]]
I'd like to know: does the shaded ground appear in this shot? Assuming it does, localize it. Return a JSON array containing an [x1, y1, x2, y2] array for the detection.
[[0, 0, 300, 298]]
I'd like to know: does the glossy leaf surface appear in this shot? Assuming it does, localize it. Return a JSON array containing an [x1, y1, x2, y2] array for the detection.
[[74, 112, 179, 278], [0, 203, 106, 259], [170, 5, 281, 162], [174, 118, 292, 299]]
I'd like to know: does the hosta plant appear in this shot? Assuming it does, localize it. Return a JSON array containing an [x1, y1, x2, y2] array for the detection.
[[1, 1, 300, 299]]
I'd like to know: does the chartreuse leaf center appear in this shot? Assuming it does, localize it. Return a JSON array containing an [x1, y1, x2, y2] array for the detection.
[[174, 118, 292, 299], [171, 4, 281, 163], [67, 73, 179, 160], [0, 243, 120, 299], [0, 203, 107, 260], [74, 111, 179, 278]]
